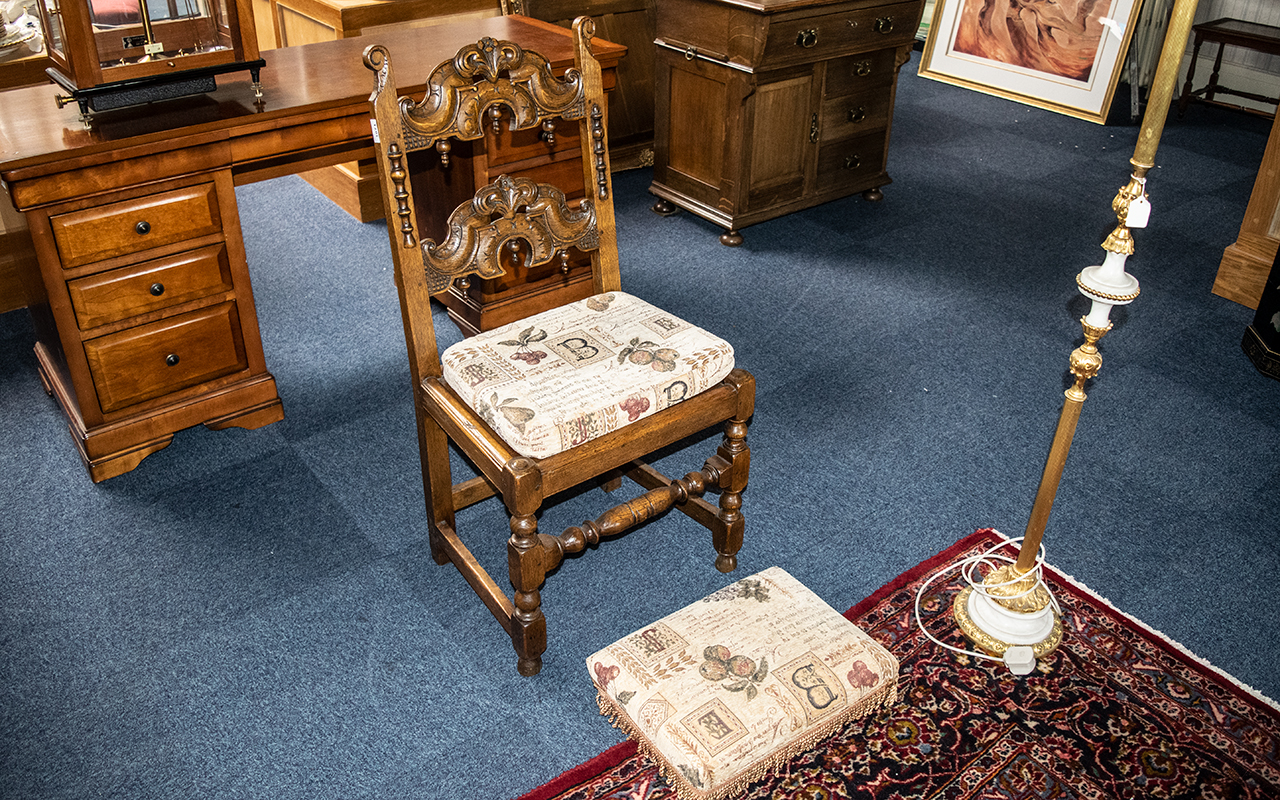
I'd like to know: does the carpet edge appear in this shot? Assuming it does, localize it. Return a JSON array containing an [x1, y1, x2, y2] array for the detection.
[[1043, 561, 1280, 712], [514, 740, 639, 800]]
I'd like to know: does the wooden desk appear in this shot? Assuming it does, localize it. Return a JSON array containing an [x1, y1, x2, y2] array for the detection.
[[0, 16, 624, 481], [267, 0, 504, 222], [1178, 18, 1280, 119]]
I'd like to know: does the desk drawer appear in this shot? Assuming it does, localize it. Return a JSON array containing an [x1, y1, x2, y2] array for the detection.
[[762, 1, 918, 67], [820, 87, 891, 141], [84, 301, 248, 413], [823, 49, 898, 97], [486, 121, 584, 169], [67, 245, 234, 330], [51, 183, 223, 268], [815, 130, 886, 192]]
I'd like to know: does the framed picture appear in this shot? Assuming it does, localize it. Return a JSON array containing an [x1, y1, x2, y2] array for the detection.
[[918, 0, 1145, 123]]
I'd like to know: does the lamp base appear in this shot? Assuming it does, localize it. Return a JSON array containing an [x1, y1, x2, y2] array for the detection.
[[953, 585, 1063, 661]]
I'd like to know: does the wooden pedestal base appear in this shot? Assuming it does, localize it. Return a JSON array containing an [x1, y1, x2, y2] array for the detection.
[[36, 342, 283, 482]]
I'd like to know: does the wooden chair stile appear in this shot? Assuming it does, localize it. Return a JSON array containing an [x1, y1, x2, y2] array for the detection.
[[364, 17, 754, 675]]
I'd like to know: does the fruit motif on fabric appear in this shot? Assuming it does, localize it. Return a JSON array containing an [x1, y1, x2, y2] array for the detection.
[[700, 645, 769, 700], [618, 338, 678, 372], [500, 326, 549, 365], [618, 395, 650, 422], [479, 393, 535, 434], [847, 660, 881, 689]]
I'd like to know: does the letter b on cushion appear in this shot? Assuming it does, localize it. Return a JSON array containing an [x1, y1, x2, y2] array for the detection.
[[587, 567, 900, 800]]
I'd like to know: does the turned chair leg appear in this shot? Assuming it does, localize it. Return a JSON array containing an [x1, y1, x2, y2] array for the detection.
[[508, 510, 549, 676], [712, 417, 750, 573]]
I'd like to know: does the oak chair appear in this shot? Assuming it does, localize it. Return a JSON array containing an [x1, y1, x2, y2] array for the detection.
[[363, 17, 754, 676]]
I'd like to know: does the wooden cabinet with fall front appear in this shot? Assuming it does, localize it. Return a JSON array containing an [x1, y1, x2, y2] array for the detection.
[[650, 0, 923, 244]]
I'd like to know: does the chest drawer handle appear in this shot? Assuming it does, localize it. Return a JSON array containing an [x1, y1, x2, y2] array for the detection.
[[150, 282, 165, 296], [844, 155, 861, 170], [875, 16, 894, 34], [854, 60, 873, 77], [848, 106, 866, 123], [796, 29, 818, 48], [135, 220, 152, 235], [165, 353, 180, 367]]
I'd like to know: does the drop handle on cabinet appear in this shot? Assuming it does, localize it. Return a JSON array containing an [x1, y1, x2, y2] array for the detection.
[[149, 282, 165, 296], [796, 29, 818, 48], [874, 16, 894, 33], [854, 60, 872, 77], [848, 106, 866, 123], [135, 220, 151, 235], [165, 353, 180, 367], [844, 155, 861, 170]]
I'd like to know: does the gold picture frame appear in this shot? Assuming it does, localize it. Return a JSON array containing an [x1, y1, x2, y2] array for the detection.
[[918, 0, 1146, 124]]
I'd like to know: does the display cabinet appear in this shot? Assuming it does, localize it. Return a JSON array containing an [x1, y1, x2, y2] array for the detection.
[[34, 0, 262, 119], [649, 0, 924, 245]]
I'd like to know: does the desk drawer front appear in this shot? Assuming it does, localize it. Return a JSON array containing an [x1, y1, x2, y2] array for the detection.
[[51, 183, 223, 268], [823, 49, 898, 97], [84, 301, 248, 413], [763, 1, 918, 67], [815, 130, 886, 192], [820, 88, 891, 140], [67, 245, 234, 330], [486, 122, 584, 169]]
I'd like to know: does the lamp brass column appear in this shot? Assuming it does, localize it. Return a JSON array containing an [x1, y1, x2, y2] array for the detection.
[[955, 0, 1204, 661]]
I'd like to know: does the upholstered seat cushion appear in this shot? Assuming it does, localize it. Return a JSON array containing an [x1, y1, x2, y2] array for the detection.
[[439, 291, 735, 459], [587, 567, 900, 800]]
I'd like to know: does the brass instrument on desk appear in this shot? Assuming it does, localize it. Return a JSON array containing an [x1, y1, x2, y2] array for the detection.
[[34, 0, 264, 122]]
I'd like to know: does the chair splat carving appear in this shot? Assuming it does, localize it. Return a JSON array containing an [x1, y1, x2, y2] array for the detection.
[[365, 17, 755, 676], [423, 175, 598, 295]]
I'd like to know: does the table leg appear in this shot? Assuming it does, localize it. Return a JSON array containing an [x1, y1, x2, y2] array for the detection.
[[1178, 33, 1203, 117], [1207, 43, 1226, 105]]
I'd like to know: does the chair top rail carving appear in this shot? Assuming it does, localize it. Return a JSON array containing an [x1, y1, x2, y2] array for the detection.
[[364, 17, 617, 299], [363, 36, 587, 155]]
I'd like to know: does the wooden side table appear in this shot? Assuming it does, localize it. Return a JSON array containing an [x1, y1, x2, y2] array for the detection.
[[1177, 17, 1280, 118], [649, 0, 925, 246]]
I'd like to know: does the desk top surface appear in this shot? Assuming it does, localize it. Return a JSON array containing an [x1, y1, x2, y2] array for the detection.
[[0, 16, 624, 182]]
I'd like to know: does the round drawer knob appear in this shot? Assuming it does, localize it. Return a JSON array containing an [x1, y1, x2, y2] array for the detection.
[[149, 282, 165, 296], [135, 220, 152, 235], [165, 353, 180, 367]]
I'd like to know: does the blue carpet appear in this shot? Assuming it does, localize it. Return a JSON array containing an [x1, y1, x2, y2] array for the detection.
[[2, 55, 1277, 799]]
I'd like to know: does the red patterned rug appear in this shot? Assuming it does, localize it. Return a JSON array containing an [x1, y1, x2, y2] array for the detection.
[[520, 529, 1280, 799]]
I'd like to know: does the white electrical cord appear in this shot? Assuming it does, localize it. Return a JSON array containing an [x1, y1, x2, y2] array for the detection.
[[913, 535, 1061, 668]]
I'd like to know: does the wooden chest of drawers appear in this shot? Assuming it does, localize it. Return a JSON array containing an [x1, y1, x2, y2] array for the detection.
[[22, 170, 282, 482], [650, 0, 924, 244]]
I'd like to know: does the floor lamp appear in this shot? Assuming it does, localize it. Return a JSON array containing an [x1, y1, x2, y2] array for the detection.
[[948, 0, 1204, 674]]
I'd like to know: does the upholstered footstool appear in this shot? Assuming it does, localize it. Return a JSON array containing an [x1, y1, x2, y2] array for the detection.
[[587, 567, 899, 800]]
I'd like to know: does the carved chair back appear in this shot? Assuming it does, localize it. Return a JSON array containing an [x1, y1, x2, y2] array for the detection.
[[363, 19, 617, 389]]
